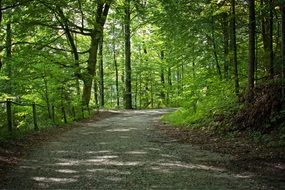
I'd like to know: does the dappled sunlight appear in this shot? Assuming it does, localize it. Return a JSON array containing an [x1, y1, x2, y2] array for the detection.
[[233, 174, 253, 179], [86, 159, 141, 166], [106, 128, 137, 132], [156, 161, 226, 172], [86, 150, 112, 154], [105, 176, 123, 182], [87, 168, 119, 174], [19, 165, 39, 170], [119, 135, 130, 139], [150, 166, 174, 174], [94, 155, 118, 159], [56, 169, 78, 174], [126, 151, 147, 155], [3, 109, 266, 189], [32, 177, 77, 183], [145, 147, 161, 151], [160, 154, 177, 158], [54, 159, 80, 166]]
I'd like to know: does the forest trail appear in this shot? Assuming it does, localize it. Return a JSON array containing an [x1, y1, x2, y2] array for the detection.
[[0, 109, 276, 189]]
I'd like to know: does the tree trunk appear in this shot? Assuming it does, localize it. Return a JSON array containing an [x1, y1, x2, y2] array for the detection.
[[56, 8, 81, 96], [166, 66, 172, 105], [124, 0, 132, 109], [113, 47, 119, 107], [281, 2, 285, 98], [231, 0, 239, 96], [6, 10, 12, 95], [82, 2, 110, 106], [43, 77, 51, 119], [222, 13, 229, 80], [0, 0, 3, 71], [82, 34, 99, 106], [93, 77, 99, 107], [247, 0, 256, 101], [112, 19, 120, 107], [98, 35, 104, 107], [210, 10, 222, 79], [261, 0, 274, 78], [160, 51, 166, 102]]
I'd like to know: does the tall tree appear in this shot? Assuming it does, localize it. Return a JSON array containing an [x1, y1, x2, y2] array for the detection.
[[281, 1, 285, 98], [222, 13, 229, 80], [124, 0, 132, 109], [6, 9, 12, 95], [82, 1, 111, 106], [261, 0, 274, 78], [98, 35, 104, 107], [231, 0, 239, 96], [247, 0, 256, 101]]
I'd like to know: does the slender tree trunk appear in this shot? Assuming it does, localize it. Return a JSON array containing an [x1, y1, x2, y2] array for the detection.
[[231, 0, 239, 96], [6, 11, 12, 95], [248, 0, 256, 101], [43, 77, 51, 119], [211, 11, 222, 79], [160, 51, 166, 102], [124, 0, 132, 109], [93, 77, 99, 107], [113, 49, 119, 107], [167, 66, 172, 105], [112, 19, 120, 107], [56, 8, 81, 96], [281, 3, 285, 98], [222, 14, 229, 80], [261, 0, 274, 78], [98, 35, 104, 107], [0, 0, 3, 71]]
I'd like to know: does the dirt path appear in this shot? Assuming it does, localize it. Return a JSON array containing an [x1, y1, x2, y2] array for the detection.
[[0, 109, 281, 189]]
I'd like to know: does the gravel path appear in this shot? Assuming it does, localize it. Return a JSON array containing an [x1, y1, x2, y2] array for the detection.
[[1, 109, 272, 189]]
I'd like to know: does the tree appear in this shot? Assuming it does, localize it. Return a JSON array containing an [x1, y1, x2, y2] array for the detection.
[[98, 34, 104, 107], [261, 0, 274, 78], [281, 1, 285, 98], [124, 0, 132, 109], [247, 0, 256, 101], [231, 0, 239, 96]]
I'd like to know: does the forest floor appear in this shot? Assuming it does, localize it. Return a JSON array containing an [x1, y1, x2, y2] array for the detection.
[[0, 109, 284, 189]]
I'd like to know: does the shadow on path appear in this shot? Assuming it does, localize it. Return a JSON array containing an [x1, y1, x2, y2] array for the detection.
[[1, 109, 274, 189]]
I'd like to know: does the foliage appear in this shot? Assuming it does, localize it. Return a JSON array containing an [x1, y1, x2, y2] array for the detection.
[[0, 0, 284, 139]]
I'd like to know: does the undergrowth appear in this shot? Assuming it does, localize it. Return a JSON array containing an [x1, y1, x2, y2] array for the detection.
[[162, 79, 285, 145]]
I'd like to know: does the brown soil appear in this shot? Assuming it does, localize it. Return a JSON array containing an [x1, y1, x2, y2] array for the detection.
[[155, 122, 285, 185], [0, 110, 120, 182]]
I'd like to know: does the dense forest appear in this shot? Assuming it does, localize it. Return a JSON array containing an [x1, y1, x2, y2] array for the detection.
[[0, 0, 285, 140]]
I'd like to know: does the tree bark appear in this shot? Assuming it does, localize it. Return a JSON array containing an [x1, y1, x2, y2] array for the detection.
[[82, 2, 110, 106], [93, 77, 99, 107], [113, 44, 119, 107], [281, 2, 285, 98], [261, 0, 274, 78], [111, 18, 120, 107], [247, 0, 256, 101], [211, 11, 222, 79], [0, 0, 2, 70], [56, 8, 81, 95], [166, 66, 172, 105], [124, 0, 132, 109], [160, 51, 166, 102], [222, 13, 229, 80], [231, 0, 239, 96], [98, 35, 104, 107], [6, 10, 12, 95]]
